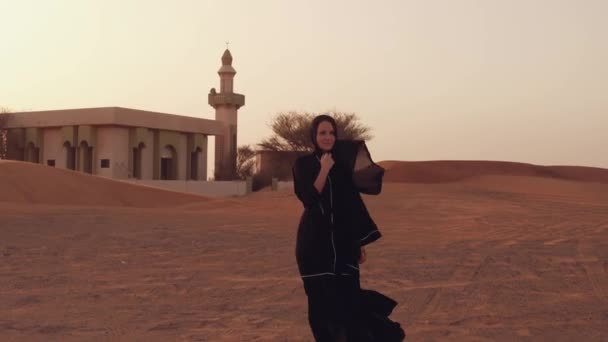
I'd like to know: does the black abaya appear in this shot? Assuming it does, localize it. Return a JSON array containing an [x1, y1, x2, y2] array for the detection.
[[292, 140, 405, 341]]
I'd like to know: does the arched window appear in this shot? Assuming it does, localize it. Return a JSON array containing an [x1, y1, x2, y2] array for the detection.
[[190, 147, 202, 180], [160, 145, 176, 180], [79, 141, 93, 174], [132, 142, 145, 179], [63, 142, 76, 170]]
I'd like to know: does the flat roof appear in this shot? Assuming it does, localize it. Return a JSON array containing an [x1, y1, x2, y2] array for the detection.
[[4, 107, 224, 136]]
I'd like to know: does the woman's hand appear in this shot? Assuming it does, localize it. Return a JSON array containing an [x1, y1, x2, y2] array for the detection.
[[314, 153, 334, 193], [319, 153, 335, 172], [359, 246, 367, 264]]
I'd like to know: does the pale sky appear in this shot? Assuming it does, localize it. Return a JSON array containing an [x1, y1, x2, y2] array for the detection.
[[1, 0, 606, 170]]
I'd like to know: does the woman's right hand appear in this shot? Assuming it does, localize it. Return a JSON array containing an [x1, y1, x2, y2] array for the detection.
[[319, 153, 335, 171]]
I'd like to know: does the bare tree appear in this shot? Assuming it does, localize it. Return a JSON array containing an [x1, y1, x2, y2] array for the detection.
[[257, 111, 373, 151], [236, 144, 256, 180], [235, 111, 373, 189]]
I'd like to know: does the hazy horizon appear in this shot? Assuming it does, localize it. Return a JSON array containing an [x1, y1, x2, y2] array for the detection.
[[1, 0, 606, 170]]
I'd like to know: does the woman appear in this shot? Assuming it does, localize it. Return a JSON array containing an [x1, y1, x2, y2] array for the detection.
[[292, 115, 405, 341]]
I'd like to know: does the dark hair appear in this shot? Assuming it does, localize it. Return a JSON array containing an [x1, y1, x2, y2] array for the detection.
[[310, 114, 338, 151]]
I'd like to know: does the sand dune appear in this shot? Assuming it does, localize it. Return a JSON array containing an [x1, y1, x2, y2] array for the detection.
[[1, 160, 607, 340], [379, 160, 608, 184], [0, 160, 208, 207]]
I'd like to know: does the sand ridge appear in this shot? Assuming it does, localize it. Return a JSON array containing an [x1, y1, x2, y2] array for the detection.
[[380, 160, 608, 184], [0, 160, 209, 207]]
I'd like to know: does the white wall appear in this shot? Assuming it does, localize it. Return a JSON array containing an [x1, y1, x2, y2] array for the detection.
[[121, 180, 249, 197], [42, 128, 66, 168], [277, 181, 294, 191], [96, 126, 130, 179]]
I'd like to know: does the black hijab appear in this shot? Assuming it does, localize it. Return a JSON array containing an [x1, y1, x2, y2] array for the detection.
[[309, 114, 385, 195], [310, 114, 338, 157]]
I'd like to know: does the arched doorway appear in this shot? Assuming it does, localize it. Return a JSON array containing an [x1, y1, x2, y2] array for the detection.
[[25, 142, 40, 164], [190, 147, 202, 180], [132, 142, 145, 179], [79, 141, 93, 174], [63, 142, 76, 170], [160, 145, 176, 180]]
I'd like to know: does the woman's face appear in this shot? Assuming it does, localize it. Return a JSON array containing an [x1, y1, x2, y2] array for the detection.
[[316, 121, 336, 152]]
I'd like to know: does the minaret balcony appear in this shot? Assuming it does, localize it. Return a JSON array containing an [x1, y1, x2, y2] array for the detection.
[[208, 92, 245, 109]]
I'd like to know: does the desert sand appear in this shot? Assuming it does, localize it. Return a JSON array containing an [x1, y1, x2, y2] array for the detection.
[[1, 160, 607, 341]]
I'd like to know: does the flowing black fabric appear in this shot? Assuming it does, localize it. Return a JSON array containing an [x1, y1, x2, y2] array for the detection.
[[292, 131, 404, 340], [302, 271, 406, 341], [332, 140, 385, 195]]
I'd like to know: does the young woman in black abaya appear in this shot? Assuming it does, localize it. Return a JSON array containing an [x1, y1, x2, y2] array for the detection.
[[292, 115, 405, 341]]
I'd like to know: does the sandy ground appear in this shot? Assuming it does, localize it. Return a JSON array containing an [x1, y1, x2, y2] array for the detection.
[[1, 160, 608, 341]]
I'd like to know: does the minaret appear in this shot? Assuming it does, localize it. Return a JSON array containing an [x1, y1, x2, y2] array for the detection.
[[208, 49, 245, 180]]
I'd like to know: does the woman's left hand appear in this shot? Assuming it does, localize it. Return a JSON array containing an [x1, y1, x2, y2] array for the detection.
[[359, 246, 367, 264]]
